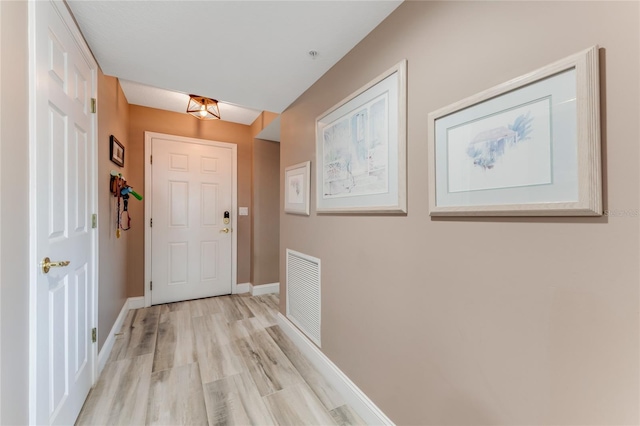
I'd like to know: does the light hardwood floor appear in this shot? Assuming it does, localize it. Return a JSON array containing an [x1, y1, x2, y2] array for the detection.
[[77, 294, 365, 426]]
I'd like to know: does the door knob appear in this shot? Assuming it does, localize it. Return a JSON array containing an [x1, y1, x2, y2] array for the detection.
[[220, 228, 231, 234], [41, 257, 71, 274]]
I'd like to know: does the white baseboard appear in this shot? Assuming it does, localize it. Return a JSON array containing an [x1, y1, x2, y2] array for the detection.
[[250, 282, 280, 296], [127, 296, 144, 309], [235, 282, 251, 294], [97, 297, 144, 374], [277, 313, 394, 425]]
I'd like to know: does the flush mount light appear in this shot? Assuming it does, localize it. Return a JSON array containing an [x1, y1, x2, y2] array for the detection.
[[187, 95, 221, 120]]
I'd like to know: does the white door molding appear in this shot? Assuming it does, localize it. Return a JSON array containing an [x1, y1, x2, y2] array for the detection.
[[144, 132, 238, 307]]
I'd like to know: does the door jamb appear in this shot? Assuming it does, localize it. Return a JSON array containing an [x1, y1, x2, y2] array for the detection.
[[144, 131, 238, 307]]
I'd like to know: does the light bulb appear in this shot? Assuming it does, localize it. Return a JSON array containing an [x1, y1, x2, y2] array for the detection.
[[199, 105, 207, 117]]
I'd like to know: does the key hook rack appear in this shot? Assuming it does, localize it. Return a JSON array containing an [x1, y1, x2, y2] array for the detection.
[[109, 170, 142, 200]]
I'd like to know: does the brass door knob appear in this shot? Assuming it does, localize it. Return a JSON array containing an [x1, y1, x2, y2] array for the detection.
[[220, 228, 230, 234], [41, 257, 71, 274]]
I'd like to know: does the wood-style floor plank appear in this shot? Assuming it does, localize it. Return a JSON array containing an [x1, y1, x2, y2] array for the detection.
[[266, 325, 344, 411], [235, 330, 304, 397], [108, 305, 161, 362], [329, 405, 367, 426], [146, 362, 208, 425], [190, 297, 222, 317], [229, 317, 265, 341], [218, 294, 255, 322], [193, 314, 245, 384], [203, 372, 277, 426], [263, 383, 337, 426], [260, 294, 280, 312], [76, 353, 153, 426], [163, 300, 191, 313], [153, 309, 197, 372], [197, 313, 234, 346], [244, 296, 278, 328]]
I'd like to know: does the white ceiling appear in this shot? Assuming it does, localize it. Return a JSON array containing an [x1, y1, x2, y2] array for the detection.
[[119, 79, 262, 125], [67, 0, 403, 126]]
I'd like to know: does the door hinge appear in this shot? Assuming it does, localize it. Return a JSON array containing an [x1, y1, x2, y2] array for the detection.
[[150, 281, 153, 291], [91, 328, 97, 343], [91, 213, 97, 229], [91, 98, 97, 114], [150, 218, 153, 227], [150, 155, 153, 164]]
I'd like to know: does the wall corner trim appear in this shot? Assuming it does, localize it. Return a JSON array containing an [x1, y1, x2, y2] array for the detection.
[[276, 313, 395, 426], [97, 297, 144, 374], [250, 282, 280, 296]]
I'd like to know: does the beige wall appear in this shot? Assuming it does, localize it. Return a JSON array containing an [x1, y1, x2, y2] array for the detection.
[[127, 105, 254, 295], [97, 72, 130, 349], [252, 139, 280, 285], [280, 1, 639, 424], [0, 1, 30, 423]]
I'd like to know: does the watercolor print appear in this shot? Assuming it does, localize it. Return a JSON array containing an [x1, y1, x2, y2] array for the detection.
[[446, 97, 552, 193], [322, 93, 389, 198], [287, 173, 304, 204]]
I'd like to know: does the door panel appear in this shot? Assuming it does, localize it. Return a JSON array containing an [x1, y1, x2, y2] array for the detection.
[[201, 184, 218, 226], [73, 126, 88, 232], [32, 1, 97, 424], [170, 181, 189, 226], [151, 137, 233, 304], [74, 265, 88, 374]]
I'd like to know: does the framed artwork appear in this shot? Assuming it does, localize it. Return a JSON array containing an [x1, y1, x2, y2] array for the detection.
[[316, 60, 407, 214], [284, 161, 311, 215], [110, 135, 125, 167], [428, 46, 601, 216]]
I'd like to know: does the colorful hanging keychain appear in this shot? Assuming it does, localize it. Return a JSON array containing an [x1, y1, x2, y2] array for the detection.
[[109, 170, 142, 239], [115, 195, 121, 238], [120, 192, 131, 231]]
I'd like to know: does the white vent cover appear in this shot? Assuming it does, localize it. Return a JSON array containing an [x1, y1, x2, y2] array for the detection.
[[286, 249, 321, 347]]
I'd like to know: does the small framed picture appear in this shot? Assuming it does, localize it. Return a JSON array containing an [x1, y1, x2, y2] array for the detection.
[[110, 135, 125, 167], [285, 161, 311, 215]]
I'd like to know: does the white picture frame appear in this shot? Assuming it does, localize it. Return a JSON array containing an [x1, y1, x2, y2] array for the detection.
[[428, 46, 602, 216], [316, 60, 407, 214], [284, 161, 311, 216]]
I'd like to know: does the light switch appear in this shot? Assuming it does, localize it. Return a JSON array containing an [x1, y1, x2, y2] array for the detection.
[[239, 207, 249, 216]]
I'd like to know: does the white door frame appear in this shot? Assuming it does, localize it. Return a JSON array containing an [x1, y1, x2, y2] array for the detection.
[[27, 0, 99, 422], [144, 131, 238, 307], [0, 4, 3, 422]]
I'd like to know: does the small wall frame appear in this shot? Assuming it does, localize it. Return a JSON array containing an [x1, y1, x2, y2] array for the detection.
[[110, 135, 125, 167], [428, 46, 602, 216], [284, 161, 311, 216]]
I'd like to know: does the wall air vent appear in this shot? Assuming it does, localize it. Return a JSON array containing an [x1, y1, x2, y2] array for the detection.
[[286, 249, 321, 347]]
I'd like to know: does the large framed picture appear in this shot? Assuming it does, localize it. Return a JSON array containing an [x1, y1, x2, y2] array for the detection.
[[110, 135, 125, 167], [316, 60, 407, 214], [428, 46, 602, 216], [284, 161, 311, 215]]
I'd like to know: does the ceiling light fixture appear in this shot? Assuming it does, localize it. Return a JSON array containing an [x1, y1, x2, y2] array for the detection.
[[187, 95, 221, 120]]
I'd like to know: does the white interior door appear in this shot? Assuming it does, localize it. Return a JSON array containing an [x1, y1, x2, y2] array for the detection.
[[30, 1, 97, 425], [149, 134, 236, 305]]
